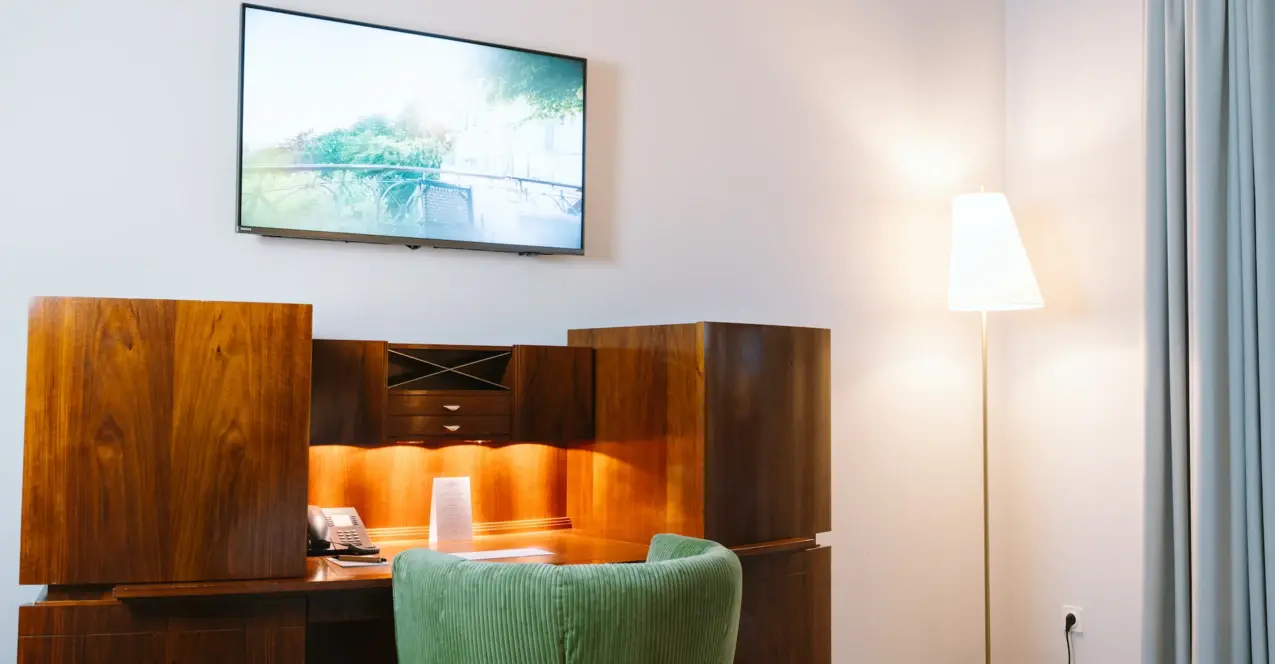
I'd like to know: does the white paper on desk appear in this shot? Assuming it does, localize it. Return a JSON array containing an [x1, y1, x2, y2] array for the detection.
[[325, 558, 389, 568], [453, 547, 552, 561], [429, 476, 473, 543]]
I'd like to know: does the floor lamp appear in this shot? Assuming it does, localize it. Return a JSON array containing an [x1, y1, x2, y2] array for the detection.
[[947, 192, 1043, 664]]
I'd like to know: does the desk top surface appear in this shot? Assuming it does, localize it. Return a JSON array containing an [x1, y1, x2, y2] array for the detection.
[[111, 530, 650, 600]]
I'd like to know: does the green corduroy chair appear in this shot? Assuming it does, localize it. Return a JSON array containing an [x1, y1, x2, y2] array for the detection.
[[391, 534, 743, 664]]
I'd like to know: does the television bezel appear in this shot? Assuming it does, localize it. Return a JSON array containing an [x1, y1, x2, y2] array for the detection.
[[235, 3, 588, 256]]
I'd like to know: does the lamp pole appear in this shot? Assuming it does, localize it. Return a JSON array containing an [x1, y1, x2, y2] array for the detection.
[[981, 310, 991, 664]]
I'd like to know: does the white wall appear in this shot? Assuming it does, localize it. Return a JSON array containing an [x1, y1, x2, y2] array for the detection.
[[0, 0, 1007, 660], [998, 0, 1146, 663]]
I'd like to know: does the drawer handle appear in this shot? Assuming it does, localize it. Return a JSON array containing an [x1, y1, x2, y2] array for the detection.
[[443, 425, 461, 432], [443, 405, 461, 412]]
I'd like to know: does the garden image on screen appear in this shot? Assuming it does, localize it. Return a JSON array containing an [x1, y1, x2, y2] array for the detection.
[[239, 7, 585, 251]]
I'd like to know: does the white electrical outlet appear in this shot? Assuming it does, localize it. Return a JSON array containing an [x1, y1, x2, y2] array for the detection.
[[1063, 605, 1084, 634]]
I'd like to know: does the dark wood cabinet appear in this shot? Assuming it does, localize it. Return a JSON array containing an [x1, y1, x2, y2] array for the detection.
[[17, 308, 827, 664], [702, 323, 831, 547], [568, 322, 832, 664], [310, 340, 387, 445], [310, 341, 593, 446], [511, 345, 594, 443], [735, 546, 832, 664], [566, 323, 831, 546], [20, 298, 312, 586]]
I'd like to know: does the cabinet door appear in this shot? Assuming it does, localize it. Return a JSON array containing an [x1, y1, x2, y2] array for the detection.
[[19, 634, 164, 664], [168, 301, 312, 581], [21, 298, 176, 584], [246, 627, 307, 664], [734, 546, 831, 664], [702, 323, 831, 547], [164, 628, 304, 664], [20, 298, 312, 585], [511, 346, 593, 443], [16, 628, 304, 664], [18, 598, 305, 664], [311, 340, 388, 445]]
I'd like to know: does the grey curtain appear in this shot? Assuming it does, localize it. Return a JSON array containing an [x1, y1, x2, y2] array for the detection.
[[1145, 1, 1275, 663]]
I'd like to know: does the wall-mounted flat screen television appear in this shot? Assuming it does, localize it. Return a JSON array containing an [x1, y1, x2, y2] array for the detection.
[[237, 5, 586, 254]]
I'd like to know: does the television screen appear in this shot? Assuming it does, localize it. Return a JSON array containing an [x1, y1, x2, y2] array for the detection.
[[237, 5, 586, 254]]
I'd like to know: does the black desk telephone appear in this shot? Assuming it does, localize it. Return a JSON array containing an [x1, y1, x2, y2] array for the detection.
[[307, 505, 380, 556]]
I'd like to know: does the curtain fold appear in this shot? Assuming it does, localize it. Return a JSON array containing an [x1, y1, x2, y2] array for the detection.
[[1145, 0, 1192, 662], [1146, 1, 1275, 663]]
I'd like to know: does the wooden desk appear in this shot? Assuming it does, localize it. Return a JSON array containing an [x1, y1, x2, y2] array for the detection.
[[17, 308, 832, 664], [111, 530, 649, 599], [21, 531, 652, 664]]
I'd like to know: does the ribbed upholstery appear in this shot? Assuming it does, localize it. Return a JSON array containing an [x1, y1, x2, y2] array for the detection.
[[392, 534, 742, 664]]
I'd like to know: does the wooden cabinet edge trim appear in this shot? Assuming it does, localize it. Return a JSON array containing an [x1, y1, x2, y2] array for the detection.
[[112, 579, 387, 600], [729, 537, 819, 557]]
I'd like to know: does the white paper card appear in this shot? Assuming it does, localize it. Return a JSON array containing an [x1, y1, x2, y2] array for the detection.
[[324, 557, 389, 568], [429, 476, 473, 543], [453, 547, 552, 561]]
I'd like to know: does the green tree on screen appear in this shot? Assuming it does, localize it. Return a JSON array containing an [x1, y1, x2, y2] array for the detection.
[[484, 50, 584, 119], [284, 116, 450, 173], [281, 116, 453, 214]]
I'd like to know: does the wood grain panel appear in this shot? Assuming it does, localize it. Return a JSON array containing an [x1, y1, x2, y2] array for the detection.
[[19, 601, 164, 636], [385, 415, 510, 439], [734, 546, 831, 664], [703, 323, 831, 546], [163, 597, 305, 630], [311, 340, 387, 445], [21, 298, 176, 584], [18, 597, 305, 664], [164, 630, 245, 663], [511, 345, 594, 443], [308, 442, 564, 530], [21, 597, 304, 633], [566, 325, 704, 543], [811, 545, 832, 664], [663, 326, 707, 538], [20, 297, 312, 586], [169, 301, 311, 581], [83, 635, 164, 664], [17, 629, 297, 664], [18, 634, 164, 664], [246, 627, 305, 664], [387, 393, 509, 417], [18, 636, 79, 663]]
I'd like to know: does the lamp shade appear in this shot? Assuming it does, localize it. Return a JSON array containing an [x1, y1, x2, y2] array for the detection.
[[947, 193, 1044, 311]]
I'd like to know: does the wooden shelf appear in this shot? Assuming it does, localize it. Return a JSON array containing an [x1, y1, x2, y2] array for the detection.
[[387, 346, 512, 391], [311, 341, 593, 446]]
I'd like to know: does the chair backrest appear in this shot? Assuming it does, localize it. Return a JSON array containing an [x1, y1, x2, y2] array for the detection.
[[392, 534, 743, 664]]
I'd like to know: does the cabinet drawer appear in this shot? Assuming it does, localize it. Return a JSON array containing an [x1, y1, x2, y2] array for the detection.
[[385, 415, 510, 439], [387, 394, 511, 417]]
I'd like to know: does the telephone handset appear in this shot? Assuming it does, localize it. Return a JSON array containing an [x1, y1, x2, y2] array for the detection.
[[307, 505, 380, 556]]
